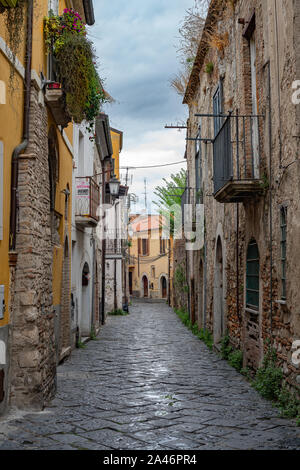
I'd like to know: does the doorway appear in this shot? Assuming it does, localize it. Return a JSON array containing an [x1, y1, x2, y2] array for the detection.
[[142, 275, 148, 298], [213, 237, 224, 345], [161, 276, 167, 299]]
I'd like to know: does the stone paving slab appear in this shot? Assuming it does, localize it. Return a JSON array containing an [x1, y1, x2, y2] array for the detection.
[[0, 300, 299, 450]]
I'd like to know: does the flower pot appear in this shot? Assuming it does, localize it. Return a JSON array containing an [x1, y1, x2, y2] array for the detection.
[[47, 82, 61, 90]]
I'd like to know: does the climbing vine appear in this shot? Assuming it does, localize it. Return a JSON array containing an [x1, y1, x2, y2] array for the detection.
[[44, 8, 110, 129], [0, 0, 27, 92]]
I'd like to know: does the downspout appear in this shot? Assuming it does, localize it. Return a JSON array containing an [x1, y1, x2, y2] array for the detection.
[[91, 232, 95, 332], [268, 60, 273, 334], [100, 160, 106, 324], [9, 0, 34, 252]]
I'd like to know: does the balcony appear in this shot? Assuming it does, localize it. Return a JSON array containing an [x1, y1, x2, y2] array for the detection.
[[75, 177, 100, 227], [105, 229, 123, 257], [213, 114, 264, 203], [45, 84, 71, 128]]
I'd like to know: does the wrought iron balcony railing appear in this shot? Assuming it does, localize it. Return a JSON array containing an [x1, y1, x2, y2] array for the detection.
[[75, 177, 100, 226], [213, 113, 264, 202], [194, 112, 264, 203]]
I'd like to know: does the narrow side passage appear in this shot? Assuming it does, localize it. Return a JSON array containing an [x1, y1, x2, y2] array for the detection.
[[0, 300, 299, 450]]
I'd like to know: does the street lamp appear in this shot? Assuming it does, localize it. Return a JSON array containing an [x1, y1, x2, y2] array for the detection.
[[109, 175, 120, 198]]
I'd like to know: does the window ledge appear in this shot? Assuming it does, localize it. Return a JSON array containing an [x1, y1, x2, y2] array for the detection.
[[275, 300, 287, 305], [245, 307, 259, 315]]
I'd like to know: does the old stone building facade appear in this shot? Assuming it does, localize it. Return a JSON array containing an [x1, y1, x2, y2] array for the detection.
[[181, 0, 300, 389], [0, 0, 101, 414]]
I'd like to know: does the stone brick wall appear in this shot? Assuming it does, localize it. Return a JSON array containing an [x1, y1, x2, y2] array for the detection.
[[9, 84, 56, 409], [184, 0, 300, 389]]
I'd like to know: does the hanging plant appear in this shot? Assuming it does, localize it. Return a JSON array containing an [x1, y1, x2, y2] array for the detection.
[[44, 8, 86, 53], [44, 8, 110, 131], [0, 0, 26, 91]]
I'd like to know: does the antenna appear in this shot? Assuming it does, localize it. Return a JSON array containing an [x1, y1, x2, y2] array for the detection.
[[143, 178, 147, 211]]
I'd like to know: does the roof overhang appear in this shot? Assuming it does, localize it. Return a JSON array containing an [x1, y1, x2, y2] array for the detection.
[[82, 0, 95, 26], [183, 0, 222, 105]]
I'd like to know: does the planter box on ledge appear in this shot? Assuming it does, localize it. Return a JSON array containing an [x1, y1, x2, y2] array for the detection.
[[45, 86, 71, 128], [0, 0, 18, 7]]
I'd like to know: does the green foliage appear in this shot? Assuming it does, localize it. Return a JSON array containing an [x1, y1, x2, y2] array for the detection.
[[228, 350, 243, 372], [153, 169, 187, 236], [220, 335, 243, 372], [220, 334, 233, 360], [44, 8, 109, 129], [0, 0, 26, 91], [90, 325, 97, 341], [174, 307, 213, 350], [197, 328, 213, 350], [253, 347, 283, 400], [77, 340, 86, 349], [108, 309, 129, 316], [205, 62, 214, 75], [174, 264, 189, 295], [241, 367, 252, 380], [259, 172, 270, 193], [276, 385, 300, 419]]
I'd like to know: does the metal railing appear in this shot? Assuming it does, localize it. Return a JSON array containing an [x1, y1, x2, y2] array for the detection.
[[200, 113, 262, 195], [75, 177, 100, 221]]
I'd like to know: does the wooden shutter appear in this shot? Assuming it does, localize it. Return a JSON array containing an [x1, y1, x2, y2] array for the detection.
[[0, 142, 3, 241], [213, 82, 223, 136]]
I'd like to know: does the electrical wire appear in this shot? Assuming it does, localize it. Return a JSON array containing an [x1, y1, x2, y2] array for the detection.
[[119, 161, 186, 170]]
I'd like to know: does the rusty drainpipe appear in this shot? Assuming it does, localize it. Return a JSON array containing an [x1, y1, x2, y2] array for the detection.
[[9, 0, 34, 252]]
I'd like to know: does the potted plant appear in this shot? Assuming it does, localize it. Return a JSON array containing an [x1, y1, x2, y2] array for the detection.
[[0, 0, 19, 7]]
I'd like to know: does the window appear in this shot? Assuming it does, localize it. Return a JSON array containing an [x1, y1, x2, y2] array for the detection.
[[280, 206, 287, 300], [138, 237, 149, 256], [160, 237, 166, 254], [48, 0, 58, 15], [246, 239, 260, 311], [0, 142, 3, 240], [142, 238, 149, 256], [213, 82, 223, 136]]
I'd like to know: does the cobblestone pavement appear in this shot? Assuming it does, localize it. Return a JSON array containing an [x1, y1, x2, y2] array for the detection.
[[0, 300, 300, 450]]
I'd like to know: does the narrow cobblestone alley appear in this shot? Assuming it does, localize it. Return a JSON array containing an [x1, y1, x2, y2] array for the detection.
[[0, 300, 300, 451]]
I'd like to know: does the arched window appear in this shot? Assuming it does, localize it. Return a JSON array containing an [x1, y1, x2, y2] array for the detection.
[[82, 262, 90, 286], [246, 239, 260, 311]]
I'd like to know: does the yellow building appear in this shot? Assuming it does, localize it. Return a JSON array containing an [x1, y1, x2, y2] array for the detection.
[[0, 0, 95, 413], [110, 128, 123, 180], [128, 215, 173, 300]]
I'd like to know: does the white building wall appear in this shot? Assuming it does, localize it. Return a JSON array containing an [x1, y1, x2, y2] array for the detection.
[[71, 123, 95, 338]]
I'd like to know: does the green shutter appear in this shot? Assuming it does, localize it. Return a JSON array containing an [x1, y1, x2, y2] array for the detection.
[[246, 240, 259, 310]]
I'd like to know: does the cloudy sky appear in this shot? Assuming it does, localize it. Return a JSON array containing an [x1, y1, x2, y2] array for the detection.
[[89, 0, 193, 213]]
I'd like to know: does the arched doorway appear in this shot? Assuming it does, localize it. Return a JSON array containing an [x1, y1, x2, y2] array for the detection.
[[161, 276, 167, 299], [198, 260, 204, 328], [142, 275, 148, 298], [81, 262, 91, 336], [214, 237, 224, 345]]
